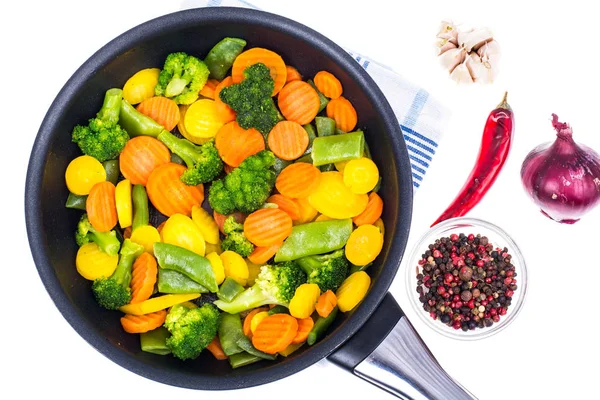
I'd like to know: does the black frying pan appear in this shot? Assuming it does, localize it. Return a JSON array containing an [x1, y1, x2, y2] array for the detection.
[[25, 7, 475, 399]]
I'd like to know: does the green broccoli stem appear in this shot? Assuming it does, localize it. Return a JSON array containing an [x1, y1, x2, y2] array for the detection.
[[113, 239, 144, 287], [89, 231, 121, 257], [166, 78, 189, 98], [96, 88, 123, 125], [297, 249, 346, 275], [157, 131, 196, 168], [214, 285, 279, 314]]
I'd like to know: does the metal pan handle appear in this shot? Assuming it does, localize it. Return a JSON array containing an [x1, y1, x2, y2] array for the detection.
[[328, 293, 477, 400]]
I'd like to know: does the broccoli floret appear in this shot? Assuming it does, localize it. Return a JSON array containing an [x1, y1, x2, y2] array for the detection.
[[91, 239, 144, 310], [223, 215, 244, 234], [164, 303, 220, 360], [296, 249, 349, 292], [157, 131, 223, 185], [221, 216, 254, 257], [213, 261, 306, 314], [155, 52, 210, 105], [72, 88, 129, 162], [75, 214, 121, 256], [219, 63, 279, 134], [208, 150, 276, 215]]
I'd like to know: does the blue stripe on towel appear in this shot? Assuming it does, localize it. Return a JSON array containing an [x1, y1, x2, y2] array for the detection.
[[403, 134, 435, 155], [402, 89, 429, 130], [401, 125, 439, 147], [409, 155, 429, 168], [406, 145, 432, 162], [207, 0, 222, 6], [411, 163, 426, 175]]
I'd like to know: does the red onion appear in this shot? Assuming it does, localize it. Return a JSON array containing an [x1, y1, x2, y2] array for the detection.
[[520, 114, 600, 223]]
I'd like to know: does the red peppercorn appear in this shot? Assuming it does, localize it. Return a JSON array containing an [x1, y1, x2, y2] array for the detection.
[[453, 294, 460, 302], [505, 289, 514, 297], [504, 277, 513, 285], [471, 280, 478, 287], [443, 293, 451, 299], [428, 299, 436, 306], [492, 315, 500, 323], [452, 321, 461, 330], [476, 259, 484, 267], [425, 281, 432, 288], [481, 300, 488, 306], [430, 312, 438, 320], [467, 299, 475, 309], [485, 277, 492, 284], [450, 234, 459, 241], [487, 295, 494, 301], [467, 252, 475, 259], [453, 276, 460, 283], [455, 301, 463, 308], [506, 270, 514, 277], [490, 308, 498, 316], [433, 249, 442, 258], [499, 307, 507, 316], [423, 275, 430, 282], [451, 246, 457, 252], [484, 312, 491, 319], [468, 234, 475, 241], [437, 286, 446, 295], [477, 245, 485, 254], [444, 273, 453, 283], [418, 259, 426, 265]]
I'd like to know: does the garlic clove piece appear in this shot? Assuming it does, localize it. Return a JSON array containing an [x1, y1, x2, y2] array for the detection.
[[436, 20, 459, 45], [466, 53, 495, 84], [458, 27, 494, 52], [434, 37, 458, 55], [439, 47, 466, 74], [450, 62, 474, 85], [477, 40, 501, 61]]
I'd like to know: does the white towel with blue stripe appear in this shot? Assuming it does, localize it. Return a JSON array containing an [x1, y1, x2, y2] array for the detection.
[[183, 0, 451, 191]]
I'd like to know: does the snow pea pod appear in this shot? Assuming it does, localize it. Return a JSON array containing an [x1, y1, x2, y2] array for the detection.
[[218, 312, 245, 356], [307, 306, 338, 345], [140, 327, 171, 355], [308, 79, 328, 112], [311, 131, 365, 166], [274, 219, 353, 262], [229, 352, 262, 369], [204, 37, 247, 81], [154, 242, 218, 292], [119, 99, 166, 137], [315, 116, 336, 137], [218, 277, 245, 302], [157, 268, 209, 294], [236, 335, 276, 360]]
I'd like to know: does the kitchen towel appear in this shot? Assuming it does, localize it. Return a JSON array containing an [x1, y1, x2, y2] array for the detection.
[[183, 0, 450, 191]]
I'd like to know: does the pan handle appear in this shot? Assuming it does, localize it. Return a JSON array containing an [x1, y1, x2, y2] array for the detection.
[[328, 293, 477, 400]]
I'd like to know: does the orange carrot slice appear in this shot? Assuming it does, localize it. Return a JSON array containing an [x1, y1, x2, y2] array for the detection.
[[277, 80, 320, 125], [146, 163, 204, 217], [243, 307, 269, 338], [285, 66, 302, 83], [315, 290, 337, 318], [267, 194, 300, 221], [252, 314, 298, 354], [326, 96, 358, 132], [353, 192, 384, 226], [86, 181, 117, 232], [215, 121, 265, 167], [120, 310, 167, 334], [136, 96, 180, 131], [292, 317, 314, 344], [231, 48, 287, 96], [206, 336, 228, 360], [267, 121, 309, 161], [244, 208, 293, 247], [314, 71, 343, 99], [130, 252, 158, 304], [199, 79, 220, 99], [119, 136, 171, 186], [214, 77, 236, 123], [247, 243, 282, 265], [275, 163, 321, 199]]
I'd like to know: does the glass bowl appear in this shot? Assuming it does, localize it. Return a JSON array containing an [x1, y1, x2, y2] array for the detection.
[[405, 217, 528, 340]]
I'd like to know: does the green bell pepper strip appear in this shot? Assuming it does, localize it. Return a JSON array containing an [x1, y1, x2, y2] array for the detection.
[[140, 327, 171, 355], [307, 306, 339, 345], [157, 268, 209, 294], [154, 242, 218, 292], [303, 123, 317, 155], [132, 184, 149, 231], [311, 131, 365, 166], [119, 99, 166, 138], [308, 79, 329, 112], [218, 277, 245, 302], [229, 352, 262, 368], [315, 116, 336, 137], [102, 160, 120, 185], [267, 305, 290, 315], [274, 219, 353, 262], [218, 312, 245, 356], [204, 38, 247, 81], [236, 335, 276, 360], [65, 192, 87, 210]]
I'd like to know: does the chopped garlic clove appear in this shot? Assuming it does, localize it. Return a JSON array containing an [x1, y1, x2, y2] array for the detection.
[[458, 27, 494, 52], [439, 47, 466, 74], [477, 40, 501, 61], [436, 20, 459, 45], [435, 38, 458, 55], [450, 63, 474, 84], [466, 53, 495, 84]]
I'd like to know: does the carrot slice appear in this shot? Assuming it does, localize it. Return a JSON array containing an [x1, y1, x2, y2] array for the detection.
[[136, 96, 180, 131], [326, 96, 358, 132], [120, 310, 167, 334], [199, 79, 220, 99], [277, 80, 320, 125], [214, 77, 236, 123], [267, 121, 309, 161], [146, 163, 204, 217], [130, 252, 158, 304], [213, 210, 246, 235], [119, 136, 171, 186], [252, 314, 298, 354], [275, 163, 321, 199], [313, 71, 343, 99], [231, 48, 287, 96], [244, 208, 293, 247], [292, 317, 314, 344], [206, 336, 228, 360], [315, 290, 337, 318], [247, 243, 282, 265], [285, 66, 302, 83], [267, 194, 300, 221], [215, 121, 265, 167], [243, 307, 269, 338], [353, 192, 384, 226], [86, 181, 117, 232]]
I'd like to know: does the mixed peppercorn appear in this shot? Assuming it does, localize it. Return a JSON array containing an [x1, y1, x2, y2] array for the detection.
[[415, 233, 518, 331]]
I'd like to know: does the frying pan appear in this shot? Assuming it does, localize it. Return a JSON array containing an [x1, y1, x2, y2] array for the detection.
[[25, 7, 475, 399]]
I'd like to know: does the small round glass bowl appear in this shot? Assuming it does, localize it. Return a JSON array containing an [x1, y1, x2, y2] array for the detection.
[[405, 217, 528, 340]]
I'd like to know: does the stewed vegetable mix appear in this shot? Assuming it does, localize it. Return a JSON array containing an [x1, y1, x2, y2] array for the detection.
[[64, 37, 385, 367]]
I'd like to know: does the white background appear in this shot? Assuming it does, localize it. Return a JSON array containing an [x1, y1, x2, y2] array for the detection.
[[3, 0, 599, 399]]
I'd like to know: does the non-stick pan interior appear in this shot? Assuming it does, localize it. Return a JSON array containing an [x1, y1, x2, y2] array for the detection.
[[26, 7, 412, 389]]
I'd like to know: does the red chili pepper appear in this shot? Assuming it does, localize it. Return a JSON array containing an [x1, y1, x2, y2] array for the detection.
[[431, 92, 514, 226]]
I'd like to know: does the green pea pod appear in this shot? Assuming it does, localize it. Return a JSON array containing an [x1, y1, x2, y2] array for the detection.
[[154, 242, 218, 292], [307, 306, 338, 346], [236, 335, 276, 360], [65, 192, 87, 210], [308, 79, 329, 112], [315, 117, 336, 137], [267, 305, 290, 315], [303, 123, 317, 155], [204, 38, 247, 81], [218, 312, 245, 356], [140, 327, 171, 355], [311, 131, 364, 166], [274, 219, 353, 262], [119, 99, 166, 137], [132, 184, 149, 231], [102, 160, 120, 185], [157, 268, 209, 294], [229, 352, 262, 369], [218, 277, 245, 302]]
